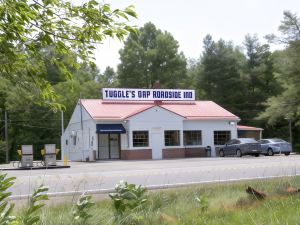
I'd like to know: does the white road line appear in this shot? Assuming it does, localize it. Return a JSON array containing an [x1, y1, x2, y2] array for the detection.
[[9, 173, 300, 200]]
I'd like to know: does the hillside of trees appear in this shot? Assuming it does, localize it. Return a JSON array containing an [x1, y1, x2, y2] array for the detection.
[[0, 10, 299, 162]]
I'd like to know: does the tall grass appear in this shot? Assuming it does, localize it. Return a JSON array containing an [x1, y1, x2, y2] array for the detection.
[[19, 176, 300, 225]]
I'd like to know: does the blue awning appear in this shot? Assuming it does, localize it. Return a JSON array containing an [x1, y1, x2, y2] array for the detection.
[[96, 124, 126, 134]]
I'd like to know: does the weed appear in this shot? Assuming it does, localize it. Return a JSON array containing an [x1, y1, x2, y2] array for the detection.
[[72, 193, 95, 225], [0, 173, 16, 225], [21, 185, 49, 225]]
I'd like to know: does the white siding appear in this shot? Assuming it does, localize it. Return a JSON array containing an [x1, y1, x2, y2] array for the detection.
[[183, 120, 237, 156], [62, 103, 96, 161], [128, 106, 184, 152]]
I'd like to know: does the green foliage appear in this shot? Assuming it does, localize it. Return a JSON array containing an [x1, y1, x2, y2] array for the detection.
[[0, 0, 137, 107], [259, 11, 300, 149], [0, 141, 6, 164], [23, 177, 300, 225], [196, 35, 246, 114], [195, 195, 209, 212], [0, 173, 16, 225], [118, 22, 187, 88], [72, 193, 95, 225], [98, 66, 118, 87], [109, 181, 148, 215], [21, 186, 49, 225]]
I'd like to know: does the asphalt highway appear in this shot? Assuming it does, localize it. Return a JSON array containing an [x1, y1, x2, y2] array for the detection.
[[3, 155, 300, 199]]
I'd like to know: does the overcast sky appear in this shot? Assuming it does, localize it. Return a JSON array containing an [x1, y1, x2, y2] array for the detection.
[[92, 0, 300, 72]]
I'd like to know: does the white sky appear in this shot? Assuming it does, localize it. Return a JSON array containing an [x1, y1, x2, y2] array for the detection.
[[93, 0, 300, 72]]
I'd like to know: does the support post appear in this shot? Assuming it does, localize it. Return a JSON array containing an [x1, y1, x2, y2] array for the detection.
[[289, 119, 292, 146], [61, 110, 64, 135], [5, 110, 8, 164]]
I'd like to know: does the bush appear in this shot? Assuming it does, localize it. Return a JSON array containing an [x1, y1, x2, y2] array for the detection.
[[109, 181, 148, 224], [0, 173, 16, 224], [72, 193, 95, 225], [21, 186, 49, 225]]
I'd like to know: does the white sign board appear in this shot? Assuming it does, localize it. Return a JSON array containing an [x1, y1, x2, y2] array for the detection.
[[102, 88, 195, 101]]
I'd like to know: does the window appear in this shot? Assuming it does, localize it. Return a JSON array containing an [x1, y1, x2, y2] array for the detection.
[[184, 130, 202, 145], [66, 140, 68, 146], [165, 130, 180, 146], [260, 140, 269, 144], [214, 131, 231, 145], [133, 131, 149, 147], [71, 131, 77, 145]]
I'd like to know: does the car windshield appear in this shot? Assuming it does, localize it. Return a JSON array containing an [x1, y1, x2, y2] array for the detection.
[[239, 138, 258, 143], [271, 139, 286, 143]]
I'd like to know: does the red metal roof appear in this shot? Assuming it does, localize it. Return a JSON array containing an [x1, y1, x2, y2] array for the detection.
[[237, 125, 263, 131], [81, 99, 239, 121]]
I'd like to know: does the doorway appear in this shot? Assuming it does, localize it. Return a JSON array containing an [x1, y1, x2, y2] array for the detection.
[[98, 133, 120, 159], [151, 127, 163, 159]]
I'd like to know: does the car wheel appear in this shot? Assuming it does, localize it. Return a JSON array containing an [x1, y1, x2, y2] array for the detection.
[[285, 152, 290, 156], [236, 149, 242, 157], [219, 149, 225, 157], [255, 154, 260, 157], [267, 148, 274, 156]]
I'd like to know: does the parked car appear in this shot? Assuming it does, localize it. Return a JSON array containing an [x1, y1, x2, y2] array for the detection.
[[219, 138, 261, 157], [260, 138, 292, 156]]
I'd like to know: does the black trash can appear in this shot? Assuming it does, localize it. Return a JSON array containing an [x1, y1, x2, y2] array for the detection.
[[205, 146, 211, 157]]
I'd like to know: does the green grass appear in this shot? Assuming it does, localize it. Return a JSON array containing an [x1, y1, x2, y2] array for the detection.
[[17, 176, 300, 224]]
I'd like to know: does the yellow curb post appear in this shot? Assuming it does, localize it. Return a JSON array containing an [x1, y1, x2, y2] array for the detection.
[[64, 155, 68, 166]]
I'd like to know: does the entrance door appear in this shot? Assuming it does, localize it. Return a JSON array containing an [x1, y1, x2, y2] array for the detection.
[[98, 134, 120, 159], [110, 134, 120, 159], [151, 128, 163, 159], [99, 134, 109, 159]]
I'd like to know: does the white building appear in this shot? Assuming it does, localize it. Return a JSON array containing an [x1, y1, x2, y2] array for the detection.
[[62, 88, 239, 161]]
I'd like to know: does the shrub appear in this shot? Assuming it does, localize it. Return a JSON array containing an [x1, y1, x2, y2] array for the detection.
[[21, 185, 49, 225], [109, 181, 148, 215], [72, 193, 95, 225], [0, 173, 16, 224]]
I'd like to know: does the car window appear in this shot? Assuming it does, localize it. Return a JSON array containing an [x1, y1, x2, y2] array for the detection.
[[226, 140, 235, 145], [272, 139, 285, 143], [260, 140, 269, 144], [239, 138, 258, 143]]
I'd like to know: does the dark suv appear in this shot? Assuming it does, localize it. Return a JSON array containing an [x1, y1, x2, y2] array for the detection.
[[219, 138, 261, 157]]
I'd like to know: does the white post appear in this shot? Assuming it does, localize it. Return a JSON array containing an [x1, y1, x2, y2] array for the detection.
[[5, 110, 8, 164], [289, 119, 292, 146], [61, 111, 64, 134]]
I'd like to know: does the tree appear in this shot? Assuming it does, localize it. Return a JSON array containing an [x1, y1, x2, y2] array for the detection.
[[241, 34, 279, 124], [117, 22, 187, 88], [1, 60, 104, 161], [98, 66, 118, 87], [259, 11, 300, 149], [0, 0, 137, 108], [196, 35, 246, 115], [259, 11, 300, 123]]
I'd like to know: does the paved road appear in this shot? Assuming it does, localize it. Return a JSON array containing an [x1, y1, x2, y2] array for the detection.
[[3, 155, 300, 198]]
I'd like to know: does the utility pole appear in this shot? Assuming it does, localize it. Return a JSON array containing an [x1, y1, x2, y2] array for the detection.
[[4, 110, 8, 164], [61, 111, 64, 135], [80, 93, 85, 161], [289, 119, 292, 146]]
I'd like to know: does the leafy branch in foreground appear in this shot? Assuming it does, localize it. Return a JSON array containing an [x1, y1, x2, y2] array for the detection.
[[0, 174, 16, 225], [0, 0, 138, 108], [21, 186, 49, 225]]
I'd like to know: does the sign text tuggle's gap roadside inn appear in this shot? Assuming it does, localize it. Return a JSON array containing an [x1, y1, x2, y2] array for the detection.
[[62, 86, 243, 161]]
